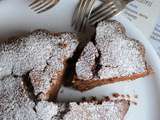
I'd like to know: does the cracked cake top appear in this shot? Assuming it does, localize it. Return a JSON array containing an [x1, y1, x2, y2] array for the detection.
[[0, 30, 79, 100], [76, 20, 147, 80]]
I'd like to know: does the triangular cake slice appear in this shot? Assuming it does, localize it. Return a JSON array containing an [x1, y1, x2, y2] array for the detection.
[[28, 31, 79, 100], [0, 76, 64, 120], [74, 20, 149, 91], [0, 30, 79, 100], [63, 96, 130, 120]]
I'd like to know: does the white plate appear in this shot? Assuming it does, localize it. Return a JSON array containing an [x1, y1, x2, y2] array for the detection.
[[0, 0, 160, 120], [58, 15, 160, 120]]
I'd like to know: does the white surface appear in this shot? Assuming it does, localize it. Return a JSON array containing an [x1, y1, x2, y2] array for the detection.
[[0, 0, 160, 120], [0, 0, 78, 37]]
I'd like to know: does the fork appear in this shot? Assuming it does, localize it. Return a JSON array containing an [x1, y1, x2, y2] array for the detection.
[[29, 0, 59, 14], [72, 0, 95, 32], [89, 0, 133, 25], [72, 0, 133, 32]]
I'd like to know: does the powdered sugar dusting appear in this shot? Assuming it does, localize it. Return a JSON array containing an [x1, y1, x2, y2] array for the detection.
[[36, 101, 59, 120], [0, 76, 65, 120], [29, 32, 79, 99], [96, 21, 146, 79], [0, 30, 52, 79], [0, 30, 79, 99], [76, 20, 147, 80], [0, 76, 37, 120], [76, 42, 98, 80], [63, 100, 129, 120], [0, 75, 130, 120]]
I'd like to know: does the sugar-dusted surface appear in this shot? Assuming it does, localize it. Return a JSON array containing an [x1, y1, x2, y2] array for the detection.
[[0, 76, 37, 120], [36, 101, 59, 120], [0, 30, 79, 99], [76, 20, 147, 80], [76, 42, 99, 80], [96, 21, 146, 79], [63, 100, 130, 120], [0, 75, 64, 120], [29, 31, 78, 99], [0, 30, 53, 78], [0, 75, 130, 120]]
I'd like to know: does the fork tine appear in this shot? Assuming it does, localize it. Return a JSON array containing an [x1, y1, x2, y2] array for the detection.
[[77, 0, 91, 31], [89, 4, 117, 23], [97, 9, 117, 21], [31, 1, 47, 10], [29, 0, 41, 7], [90, 1, 114, 18], [90, 8, 118, 25], [80, 0, 95, 31], [90, 3, 103, 15], [36, 0, 59, 13], [74, 0, 88, 31], [29, 0, 43, 7], [34, 0, 52, 12], [89, 0, 133, 25], [29, 0, 45, 9], [72, 0, 132, 32], [72, 0, 85, 27], [86, 0, 95, 19], [77, 0, 94, 31]]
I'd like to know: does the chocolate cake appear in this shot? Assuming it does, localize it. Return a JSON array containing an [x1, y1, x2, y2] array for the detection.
[[0, 23, 140, 119], [63, 97, 130, 120], [0, 30, 79, 100], [0, 76, 130, 120], [74, 20, 150, 91], [0, 76, 63, 120]]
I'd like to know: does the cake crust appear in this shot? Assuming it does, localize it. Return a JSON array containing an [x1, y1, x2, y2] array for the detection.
[[73, 70, 149, 91]]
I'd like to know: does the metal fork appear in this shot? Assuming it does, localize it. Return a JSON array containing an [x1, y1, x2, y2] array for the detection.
[[89, 0, 133, 25], [29, 0, 59, 14], [72, 0, 95, 32], [72, 0, 133, 32]]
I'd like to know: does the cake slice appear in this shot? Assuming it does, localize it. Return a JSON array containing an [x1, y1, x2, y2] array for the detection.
[[63, 96, 130, 120], [74, 20, 149, 91], [0, 76, 130, 120], [0, 76, 36, 120], [0, 30, 79, 100], [0, 75, 66, 120], [28, 31, 79, 100]]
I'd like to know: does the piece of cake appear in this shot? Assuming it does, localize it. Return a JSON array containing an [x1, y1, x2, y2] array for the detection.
[[0, 76, 36, 120], [63, 96, 130, 120], [0, 30, 79, 100], [0, 76, 130, 120], [28, 31, 79, 100], [0, 75, 65, 120], [74, 20, 149, 91]]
